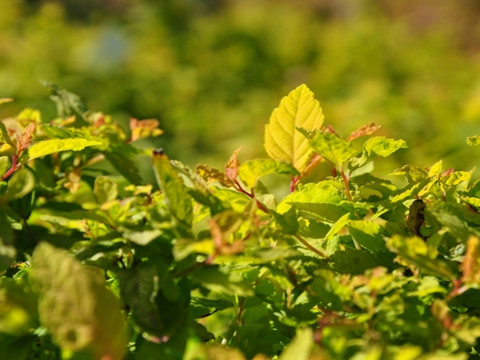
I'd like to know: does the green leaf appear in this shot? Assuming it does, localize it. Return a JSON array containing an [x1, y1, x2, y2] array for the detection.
[[277, 181, 344, 214], [387, 235, 455, 279], [264, 84, 324, 173], [309, 131, 358, 166], [42, 82, 89, 126], [0, 278, 38, 336], [278, 328, 314, 360], [27, 138, 101, 160], [93, 176, 118, 204], [347, 220, 386, 252], [239, 158, 298, 188], [466, 136, 480, 146], [364, 136, 407, 157], [191, 266, 254, 297], [152, 151, 193, 229], [3, 167, 35, 200], [31, 242, 127, 360], [104, 151, 143, 185], [119, 264, 188, 337], [0, 209, 15, 271]]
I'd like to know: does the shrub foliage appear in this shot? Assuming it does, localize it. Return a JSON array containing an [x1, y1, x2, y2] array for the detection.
[[1, 85, 480, 359]]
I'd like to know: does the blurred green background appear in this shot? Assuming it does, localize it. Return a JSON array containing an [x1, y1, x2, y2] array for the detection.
[[1, 0, 480, 172]]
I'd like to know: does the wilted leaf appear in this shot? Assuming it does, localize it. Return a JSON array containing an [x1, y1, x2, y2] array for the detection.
[[264, 84, 324, 173]]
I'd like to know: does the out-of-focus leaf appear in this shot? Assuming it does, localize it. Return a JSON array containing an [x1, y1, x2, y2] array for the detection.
[[309, 131, 358, 166], [205, 345, 246, 360], [239, 158, 298, 188], [466, 136, 480, 146], [278, 327, 313, 360], [27, 138, 101, 160], [32, 242, 127, 360], [3, 167, 35, 200], [0, 278, 37, 336], [264, 84, 324, 173], [93, 175, 118, 205], [129, 117, 163, 141], [461, 236, 480, 286]]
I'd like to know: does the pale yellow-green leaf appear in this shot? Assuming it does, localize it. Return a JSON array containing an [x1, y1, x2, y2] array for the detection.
[[264, 84, 324, 173], [32, 242, 127, 360], [279, 328, 314, 360], [27, 138, 101, 160], [428, 160, 443, 177]]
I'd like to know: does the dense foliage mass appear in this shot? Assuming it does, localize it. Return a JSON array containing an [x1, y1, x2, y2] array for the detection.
[[1, 85, 480, 359], [1, 0, 480, 169]]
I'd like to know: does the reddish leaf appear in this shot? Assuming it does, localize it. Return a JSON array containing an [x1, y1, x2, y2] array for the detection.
[[347, 123, 382, 141], [225, 147, 242, 181], [17, 123, 36, 154]]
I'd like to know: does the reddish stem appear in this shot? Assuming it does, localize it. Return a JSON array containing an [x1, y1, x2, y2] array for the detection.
[[340, 169, 353, 202], [290, 176, 300, 192], [233, 179, 269, 213], [295, 234, 326, 258], [1, 155, 19, 181]]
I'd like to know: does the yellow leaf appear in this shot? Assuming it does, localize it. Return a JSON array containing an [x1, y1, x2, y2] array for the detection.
[[264, 84, 324, 173]]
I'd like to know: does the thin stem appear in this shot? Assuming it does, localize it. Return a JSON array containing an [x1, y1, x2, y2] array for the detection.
[[1, 155, 19, 181], [340, 168, 353, 202], [290, 176, 300, 193], [295, 234, 326, 258]]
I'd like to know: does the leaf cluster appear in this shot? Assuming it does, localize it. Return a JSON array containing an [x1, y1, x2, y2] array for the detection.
[[2, 85, 480, 359]]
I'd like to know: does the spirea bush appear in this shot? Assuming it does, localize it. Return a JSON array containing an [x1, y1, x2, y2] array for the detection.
[[1, 84, 480, 360]]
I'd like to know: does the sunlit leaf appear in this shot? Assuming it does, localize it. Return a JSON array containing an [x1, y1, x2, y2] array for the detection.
[[364, 136, 407, 157], [264, 84, 324, 173], [309, 131, 359, 166], [27, 138, 101, 160], [239, 158, 298, 188]]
